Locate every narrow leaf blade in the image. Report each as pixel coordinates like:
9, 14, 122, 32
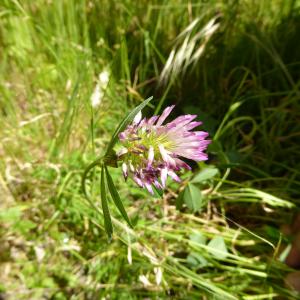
105, 166, 133, 228
101, 165, 113, 240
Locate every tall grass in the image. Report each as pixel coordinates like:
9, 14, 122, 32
0, 0, 299, 299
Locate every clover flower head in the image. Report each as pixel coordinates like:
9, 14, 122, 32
117, 105, 210, 194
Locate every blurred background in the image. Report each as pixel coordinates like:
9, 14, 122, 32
0, 0, 300, 299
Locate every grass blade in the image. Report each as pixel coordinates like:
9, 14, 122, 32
105, 166, 133, 228
101, 165, 113, 240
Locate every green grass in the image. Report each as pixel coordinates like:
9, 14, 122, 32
1, 0, 300, 299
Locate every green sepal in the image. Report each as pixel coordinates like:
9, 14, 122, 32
103, 150, 118, 168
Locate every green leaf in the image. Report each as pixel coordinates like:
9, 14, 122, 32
191, 166, 219, 184
207, 236, 228, 259
15, 219, 36, 234
101, 165, 113, 240
105, 166, 133, 228
0, 206, 23, 222
105, 96, 153, 156
189, 232, 207, 245
187, 252, 209, 268
183, 183, 203, 212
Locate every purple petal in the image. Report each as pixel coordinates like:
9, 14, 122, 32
133, 176, 144, 187
166, 114, 197, 129
156, 105, 175, 126
138, 118, 146, 128
183, 121, 202, 131
147, 116, 159, 126
153, 180, 162, 189
194, 131, 209, 138
119, 104, 210, 191
159, 145, 176, 166
184, 152, 208, 161
168, 170, 181, 182
119, 132, 126, 140
136, 144, 147, 151
174, 158, 192, 170
145, 183, 154, 194
182, 132, 195, 138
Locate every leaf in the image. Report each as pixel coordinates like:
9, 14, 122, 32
183, 183, 203, 212
101, 165, 113, 240
189, 232, 207, 245
105, 166, 133, 228
187, 252, 209, 268
0, 206, 23, 222
191, 166, 219, 184
105, 96, 153, 156
207, 236, 228, 259
15, 219, 36, 234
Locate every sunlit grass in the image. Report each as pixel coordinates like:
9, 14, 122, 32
0, 0, 299, 299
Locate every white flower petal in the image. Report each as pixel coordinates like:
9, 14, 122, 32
133, 111, 142, 124
148, 146, 154, 166
122, 163, 128, 178
117, 147, 128, 157
160, 168, 168, 187
159, 145, 176, 166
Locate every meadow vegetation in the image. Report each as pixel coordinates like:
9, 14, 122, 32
0, 0, 300, 299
